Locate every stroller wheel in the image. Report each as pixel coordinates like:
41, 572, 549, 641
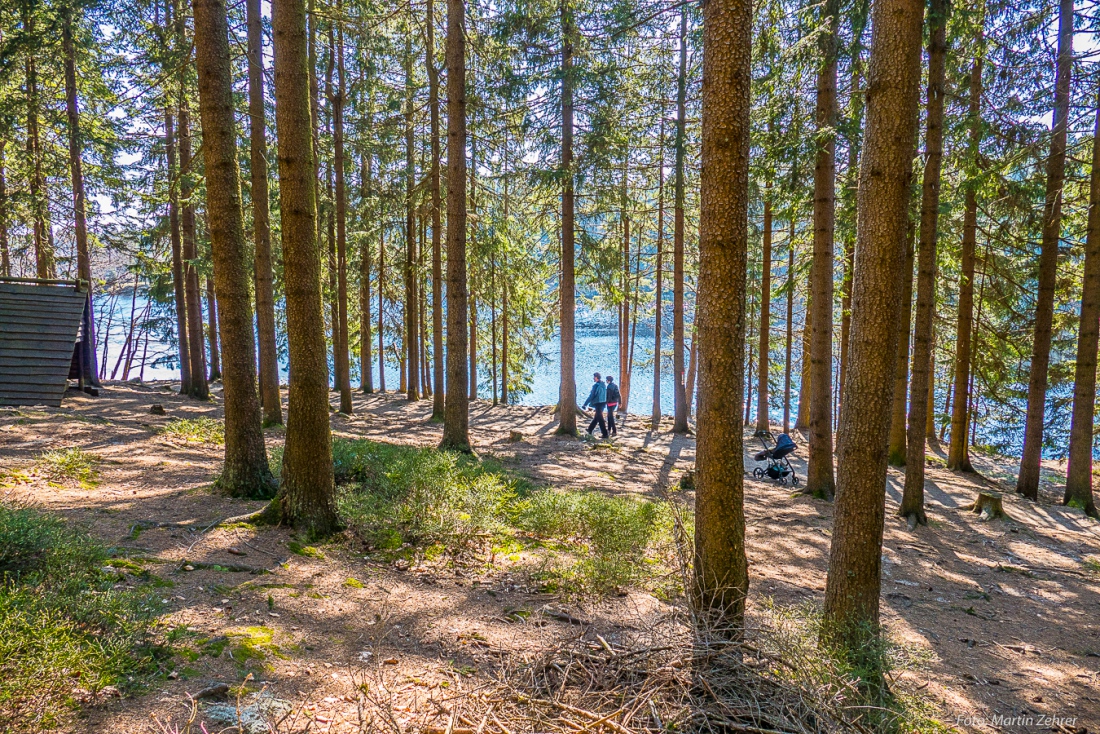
752, 468, 764, 479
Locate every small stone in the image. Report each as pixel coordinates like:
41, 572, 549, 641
149, 404, 166, 416
183, 565, 195, 571
227, 547, 247, 556
167, 671, 179, 680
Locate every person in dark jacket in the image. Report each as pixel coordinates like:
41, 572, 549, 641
582, 372, 608, 438
605, 376, 621, 437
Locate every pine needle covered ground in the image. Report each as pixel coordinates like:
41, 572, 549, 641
0, 382, 1097, 733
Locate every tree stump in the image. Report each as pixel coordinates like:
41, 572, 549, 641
964, 491, 1007, 521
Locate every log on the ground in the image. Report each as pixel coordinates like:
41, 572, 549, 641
963, 491, 1008, 520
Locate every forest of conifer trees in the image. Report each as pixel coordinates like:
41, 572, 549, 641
2, 0, 1100, 727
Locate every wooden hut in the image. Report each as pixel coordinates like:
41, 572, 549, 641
0, 277, 99, 407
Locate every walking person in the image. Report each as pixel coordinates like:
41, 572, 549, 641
583, 372, 609, 438
605, 375, 620, 436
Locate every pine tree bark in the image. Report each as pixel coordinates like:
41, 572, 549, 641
556, 0, 578, 436
823, 0, 923, 646
360, 145, 374, 393
795, 290, 811, 431
783, 218, 794, 433
247, 0, 282, 424
62, 6, 100, 384
652, 120, 666, 431
441, 0, 471, 451
901, 0, 948, 527
0, 142, 9, 277
1018, 0, 1072, 499
207, 275, 221, 380
271, 0, 337, 533
333, 16, 352, 414
165, 109, 192, 393
428, 0, 445, 420
671, 5, 690, 434
179, 85, 210, 399
378, 225, 387, 392
806, 0, 838, 497
756, 193, 772, 435
192, 0, 275, 497
837, 13, 866, 412
23, 1, 55, 280
948, 56, 982, 473
694, 0, 752, 629
1064, 90, 1100, 519
888, 229, 914, 465
404, 31, 420, 401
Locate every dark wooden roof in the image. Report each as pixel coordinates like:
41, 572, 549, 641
0, 281, 87, 407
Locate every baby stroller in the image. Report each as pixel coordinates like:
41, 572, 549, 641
752, 433, 799, 486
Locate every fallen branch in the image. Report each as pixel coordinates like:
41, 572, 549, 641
130, 503, 277, 535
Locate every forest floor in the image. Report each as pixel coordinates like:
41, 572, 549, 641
1, 381, 1099, 733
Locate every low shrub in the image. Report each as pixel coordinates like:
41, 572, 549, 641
334, 439, 676, 593
159, 417, 225, 445
36, 447, 100, 488
0, 503, 163, 730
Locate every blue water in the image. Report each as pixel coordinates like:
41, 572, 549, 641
91, 296, 699, 417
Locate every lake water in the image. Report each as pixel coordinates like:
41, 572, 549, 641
91, 296, 712, 418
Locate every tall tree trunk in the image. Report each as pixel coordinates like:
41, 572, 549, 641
694, 0, 752, 627
428, 0, 445, 419
900, 0, 948, 527
404, 31, 420, 401
806, 0, 839, 498
23, 1, 55, 280
756, 191, 772, 434
166, 105, 192, 393
501, 139, 511, 405
441, 0, 471, 451
652, 118, 666, 430
63, 5, 100, 384
207, 276, 221, 380
491, 254, 498, 405
179, 78, 210, 399
1064, 89, 1100, 519
671, 5, 689, 434
948, 55, 983, 473
192, 0, 274, 497
271, 0, 337, 533
620, 161, 631, 411
556, 0, 578, 436
783, 219, 794, 433
378, 225, 387, 392
823, 0, 923, 648
359, 144, 374, 393
333, 15, 352, 413
888, 227, 914, 465
0, 141, 9, 277
685, 323, 698, 418
247, 0, 282, 424
837, 9, 867, 411
794, 290, 811, 431
1018, 0, 1072, 499
469, 291, 478, 400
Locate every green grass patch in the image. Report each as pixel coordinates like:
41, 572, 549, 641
287, 541, 325, 559
0, 503, 163, 730
159, 417, 225, 445
334, 438, 678, 594
36, 448, 100, 488
752, 599, 949, 734
1084, 556, 1100, 574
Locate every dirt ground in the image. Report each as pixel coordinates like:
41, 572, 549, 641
1, 381, 1098, 733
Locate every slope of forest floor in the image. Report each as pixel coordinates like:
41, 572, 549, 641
1, 381, 1098, 733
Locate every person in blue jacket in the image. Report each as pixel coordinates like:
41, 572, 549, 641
582, 372, 609, 438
